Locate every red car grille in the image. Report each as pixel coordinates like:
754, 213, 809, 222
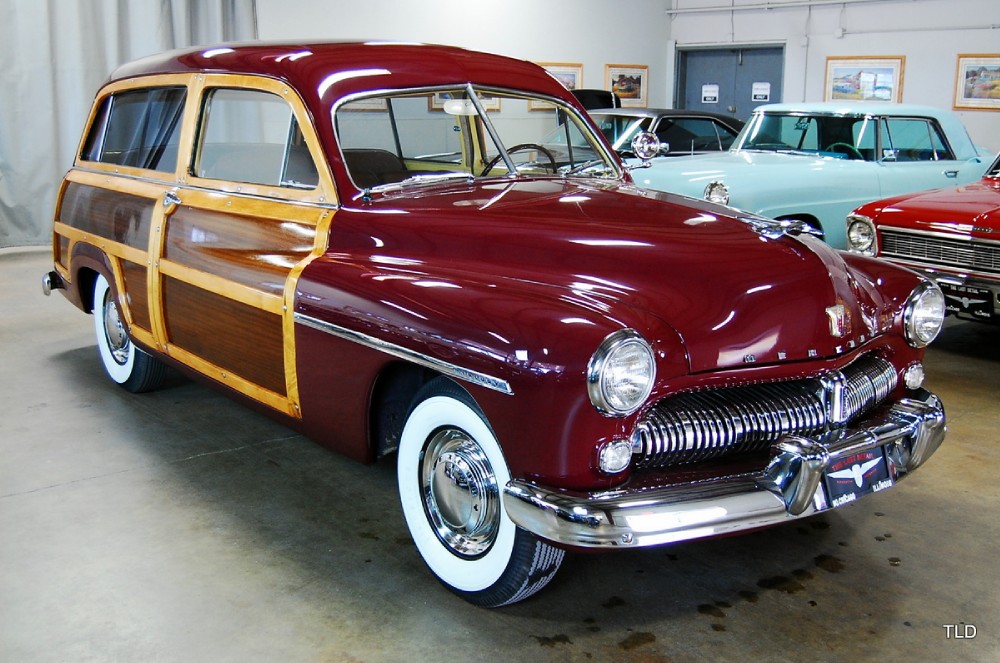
881, 229, 1000, 275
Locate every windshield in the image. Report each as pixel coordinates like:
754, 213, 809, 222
334, 85, 619, 191
987, 153, 1000, 178
735, 111, 878, 161
590, 114, 652, 152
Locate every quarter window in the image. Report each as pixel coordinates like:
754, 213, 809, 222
196, 88, 318, 188
81, 87, 186, 172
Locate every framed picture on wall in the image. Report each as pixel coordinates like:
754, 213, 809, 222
824, 56, 905, 103
605, 64, 648, 108
953, 54, 1000, 110
532, 63, 583, 110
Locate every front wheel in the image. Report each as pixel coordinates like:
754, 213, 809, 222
397, 378, 564, 607
93, 273, 166, 393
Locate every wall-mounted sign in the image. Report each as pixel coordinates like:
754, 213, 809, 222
701, 84, 719, 103
752, 81, 771, 102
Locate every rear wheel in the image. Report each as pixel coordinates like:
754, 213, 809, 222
397, 378, 564, 607
93, 273, 166, 393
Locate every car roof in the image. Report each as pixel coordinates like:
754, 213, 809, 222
107, 41, 571, 108
588, 107, 744, 126
754, 101, 957, 118
750, 101, 982, 160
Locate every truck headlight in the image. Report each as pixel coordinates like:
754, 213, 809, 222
847, 215, 876, 255
903, 282, 945, 348
704, 181, 729, 205
587, 329, 655, 417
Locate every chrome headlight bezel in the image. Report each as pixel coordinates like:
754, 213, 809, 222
846, 214, 877, 255
587, 329, 656, 417
903, 281, 946, 348
704, 180, 730, 205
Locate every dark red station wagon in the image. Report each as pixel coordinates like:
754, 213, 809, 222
44, 41, 947, 606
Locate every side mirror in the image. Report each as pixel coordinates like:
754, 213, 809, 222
630, 132, 662, 164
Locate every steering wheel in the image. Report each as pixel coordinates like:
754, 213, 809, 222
825, 142, 864, 160
481, 143, 557, 176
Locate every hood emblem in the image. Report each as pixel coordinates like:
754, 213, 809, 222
826, 304, 852, 338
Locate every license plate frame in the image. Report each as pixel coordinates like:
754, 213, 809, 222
940, 283, 994, 321
824, 448, 893, 508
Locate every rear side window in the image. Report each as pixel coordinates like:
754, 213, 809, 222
656, 118, 739, 152
879, 118, 953, 161
195, 88, 318, 189
81, 87, 186, 172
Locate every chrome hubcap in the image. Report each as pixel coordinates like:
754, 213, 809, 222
102, 292, 130, 365
421, 428, 500, 558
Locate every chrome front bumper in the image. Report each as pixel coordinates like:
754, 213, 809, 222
503, 389, 945, 548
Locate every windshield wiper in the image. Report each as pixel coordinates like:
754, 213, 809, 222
560, 159, 611, 176
367, 172, 475, 195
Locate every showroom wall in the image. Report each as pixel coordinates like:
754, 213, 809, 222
257, 0, 999, 152
666, 0, 1000, 152
2, 0, 997, 248
254, 0, 672, 100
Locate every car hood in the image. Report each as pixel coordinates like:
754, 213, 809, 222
864, 177, 1000, 235
338, 179, 900, 374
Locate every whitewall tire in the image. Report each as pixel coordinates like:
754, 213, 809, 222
397, 378, 564, 607
93, 273, 166, 393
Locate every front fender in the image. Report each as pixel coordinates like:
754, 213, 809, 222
295, 252, 689, 489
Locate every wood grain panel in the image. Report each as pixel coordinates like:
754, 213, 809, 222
164, 206, 315, 296
121, 260, 151, 331
163, 276, 286, 395
59, 183, 155, 251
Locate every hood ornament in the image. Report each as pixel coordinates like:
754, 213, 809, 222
738, 214, 822, 240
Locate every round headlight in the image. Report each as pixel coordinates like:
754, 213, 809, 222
704, 181, 730, 205
587, 329, 656, 417
903, 282, 946, 347
847, 215, 876, 254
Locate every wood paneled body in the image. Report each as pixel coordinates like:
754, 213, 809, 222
52, 70, 338, 421
59, 182, 155, 251
56, 181, 330, 416
163, 277, 286, 395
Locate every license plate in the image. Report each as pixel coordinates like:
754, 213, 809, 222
940, 283, 994, 320
824, 448, 892, 508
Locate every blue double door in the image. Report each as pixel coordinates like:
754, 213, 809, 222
677, 47, 784, 121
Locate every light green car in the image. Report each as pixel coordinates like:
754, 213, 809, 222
630, 102, 994, 248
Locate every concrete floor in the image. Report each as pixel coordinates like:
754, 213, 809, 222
2, 246, 998, 662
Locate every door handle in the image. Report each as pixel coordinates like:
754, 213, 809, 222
944, 170, 959, 178
163, 191, 182, 206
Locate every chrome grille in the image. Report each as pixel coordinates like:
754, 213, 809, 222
633, 355, 898, 468
882, 230, 1000, 274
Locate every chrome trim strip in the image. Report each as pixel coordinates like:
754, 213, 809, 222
504, 389, 944, 548
294, 312, 513, 395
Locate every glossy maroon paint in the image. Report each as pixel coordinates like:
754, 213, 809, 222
107, 42, 583, 198
95, 42, 932, 491
293, 176, 926, 489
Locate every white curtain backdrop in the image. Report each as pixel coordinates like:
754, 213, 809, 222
0, 0, 258, 248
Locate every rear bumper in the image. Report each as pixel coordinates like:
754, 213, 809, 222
503, 389, 945, 548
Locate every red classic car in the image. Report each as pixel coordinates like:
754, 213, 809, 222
44, 42, 947, 607
847, 153, 1000, 323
